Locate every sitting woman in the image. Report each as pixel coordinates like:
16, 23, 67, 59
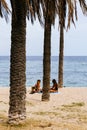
30, 79, 41, 94
50, 79, 58, 92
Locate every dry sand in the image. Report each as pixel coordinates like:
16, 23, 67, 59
0, 87, 87, 130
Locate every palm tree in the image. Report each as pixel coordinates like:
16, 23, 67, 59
42, 1, 51, 101
58, 0, 87, 88
58, 0, 66, 88
58, 0, 75, 88
41, 0, 57, 101
8, 0, 27, 124
58, 0, 78, 88
8, 0, 42, 124
0, 0, 10, 21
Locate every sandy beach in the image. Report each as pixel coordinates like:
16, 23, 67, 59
0, 87, 87, 130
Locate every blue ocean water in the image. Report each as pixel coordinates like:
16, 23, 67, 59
0, 56, 87, 87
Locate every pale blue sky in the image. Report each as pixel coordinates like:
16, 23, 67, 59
0, 1, 87, 56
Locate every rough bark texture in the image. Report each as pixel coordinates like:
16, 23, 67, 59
42, 13, 51, 101
58, 0, 65, 88
9, 0, 27, 124
58, 24, 64, 88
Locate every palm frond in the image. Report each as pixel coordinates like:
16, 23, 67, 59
79, 0, 87, 15
58, 0, 66, 28
26, 0, 43, 26
0, 0, 10, 22
66, 0, 76, 29
40, 0, 58, 26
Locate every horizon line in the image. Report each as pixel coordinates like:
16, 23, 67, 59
0, 55, 87, 57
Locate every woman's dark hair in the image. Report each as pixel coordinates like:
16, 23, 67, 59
37, 79, 41, 82
52, 79, 57, 84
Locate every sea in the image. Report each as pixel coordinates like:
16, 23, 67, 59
0, 56, 87, 87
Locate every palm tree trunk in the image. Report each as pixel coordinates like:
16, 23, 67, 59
9, 0, 27, 124
42, 15, 51, 101
58, 24, 64, 88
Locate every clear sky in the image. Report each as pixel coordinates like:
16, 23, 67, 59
0, 1, 87, 56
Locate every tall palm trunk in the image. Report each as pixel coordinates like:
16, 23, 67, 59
9, 0, 27, 124
58, 24, 64, 88
42, 15, 51, 101
58, 0, 66, 88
